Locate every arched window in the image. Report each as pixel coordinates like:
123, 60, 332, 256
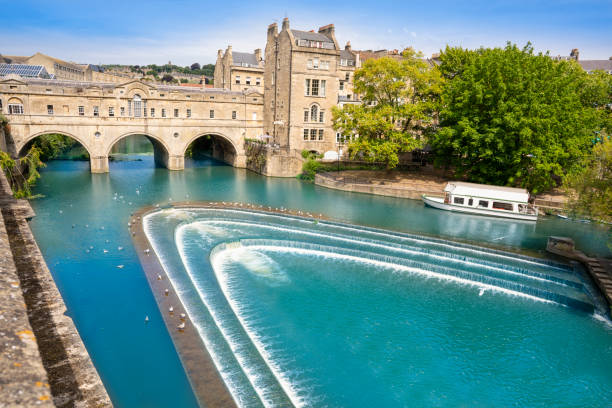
7, 97, 24, 115
132, 94, 142, 117
310, 104, 318, 122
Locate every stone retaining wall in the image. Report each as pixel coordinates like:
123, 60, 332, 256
0, 170, 111, 407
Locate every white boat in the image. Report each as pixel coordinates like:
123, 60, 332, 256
422, 182, 538, 221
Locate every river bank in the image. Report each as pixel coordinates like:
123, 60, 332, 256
0, 170, 111, 407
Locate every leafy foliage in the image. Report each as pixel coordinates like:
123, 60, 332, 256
332, 48, 442, 169
29, 133, 87, 161
0, 146, 45, 199
564, 136, 612, 224
102, 63, 215, 77
431, 43, 611, 193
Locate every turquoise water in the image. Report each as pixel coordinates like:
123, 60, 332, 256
28, 156, 612, 407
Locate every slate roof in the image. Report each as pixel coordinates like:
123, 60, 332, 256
579, 60, 612, 72
0, 64, 51, 79
291, 29, 333, 43
232, 52, 260, 67
340, 49, 355, 61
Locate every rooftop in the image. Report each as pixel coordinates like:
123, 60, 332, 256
0, 64, 51, 79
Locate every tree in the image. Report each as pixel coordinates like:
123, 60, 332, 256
190, 62, 201, 71
161, 74, 176, 83
332, 48, 443, 168
180, 78, 188, 84
431, 42, 610, 193
564, 135, 612, 224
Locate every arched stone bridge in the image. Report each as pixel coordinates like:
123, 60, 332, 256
0, 77, 264, 172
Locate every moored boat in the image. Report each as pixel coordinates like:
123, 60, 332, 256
422, 182, 538, 221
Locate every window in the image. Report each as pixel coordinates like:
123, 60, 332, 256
78, 106, 85, 116
313, 58, 319, 69
174, 108, 179, 118
319, 111, 324, 123
209, 110, 214, 118
468, 198, 473, 206
232, 111, 237, 119
493, 202, 513, 211
256, 77, 261, 86
8, 104, 24, 115
132, 94, 142, 117
310, 105, 318, 122
93, 106, 99, 117
246, 77, 251, 85
0, 99, 2, 112
304, 110, 309, 122
47, 105, 53, 115
120, 107, 125, 116
322, 61, 329, 70
252, 112, 257, 120
310, 129, 317, 141
162, 108, 166, 118
320, 80, 326, 96
478, 200, 489, 208
339, 81, 344, 91
109, 107, 114, 117
311, 79, 319, 96
307, 59, 313, 69
187, 109, 191, 118
150, 108, 155, 117
235, 76, 240, 84
143, 100, 147, 117
454, 197, 465, 205
345, 73, 350, 81
304, 129, 309, 140
128, 101, 132, 116
305, 79, 310, 96
318, 129, 324, 140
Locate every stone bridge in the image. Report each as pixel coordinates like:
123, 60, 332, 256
0, 76, 264, 172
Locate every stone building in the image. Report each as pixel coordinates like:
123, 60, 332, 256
263, 18, 357, 154
214, 46, 264, 93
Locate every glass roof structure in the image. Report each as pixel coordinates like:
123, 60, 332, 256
0, 64, 51, 79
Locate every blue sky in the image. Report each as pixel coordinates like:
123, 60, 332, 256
1, 0, 611, 65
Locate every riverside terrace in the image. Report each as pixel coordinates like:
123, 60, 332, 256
0, 76, 263, 172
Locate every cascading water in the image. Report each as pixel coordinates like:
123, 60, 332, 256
144, 207, 612, 408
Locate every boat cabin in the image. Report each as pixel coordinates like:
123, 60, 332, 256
443, 182, 536, 215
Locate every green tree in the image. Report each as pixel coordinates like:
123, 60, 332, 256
332, 48, 442, 168
564, 136, 612, 224
431, 42, 610, 193
190, 62, 201, 71
0, 146, 45, 198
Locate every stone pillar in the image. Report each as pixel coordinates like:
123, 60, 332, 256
234, 154, 247, 168
166, 154, 185, 171
90, 155, 109, 173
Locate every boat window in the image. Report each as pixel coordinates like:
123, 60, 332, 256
453, 197, 465, 205
493, 201, 513, 211
468, 198, 473, 206
478, 200, 489, 208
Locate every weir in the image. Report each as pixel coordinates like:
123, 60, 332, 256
138, 203, 611, 408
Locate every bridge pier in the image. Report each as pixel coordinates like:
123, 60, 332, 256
90, 156, 109, 173
167, 155, 185, 171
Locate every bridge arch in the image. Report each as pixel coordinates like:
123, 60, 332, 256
106, 131, 172, 169
182, 132, 240, 166
19, 130, 94, 159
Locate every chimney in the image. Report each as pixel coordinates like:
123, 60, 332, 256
254, 48, 262, 63
318, 23, 335, 38
345, 41, 352, 51
217, 49, 223, 58
282, 17, 290, 31
267, 22, 278, 38
570, 48, 579, 61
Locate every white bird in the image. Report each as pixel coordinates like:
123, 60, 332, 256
145, 316, 149, 322
157, 275, 162, 280
59, 210, 63, 214
180, 313, 186, 320
177, 322, 185, 331
169, 306, 174, 313
103, 249, 108, 253
117, 265, 124, 269
89, 246, 94, 249
164, 289, 169, 296
118, 246, 124, 251
144, 248, 150, 255
479, 288, 486, 296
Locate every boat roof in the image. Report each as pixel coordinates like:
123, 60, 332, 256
444, 182, 529, 203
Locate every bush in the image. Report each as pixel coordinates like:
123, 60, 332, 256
298, 158, 321, 181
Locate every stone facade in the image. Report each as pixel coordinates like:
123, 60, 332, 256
214, 46, 265, 93
264, 18, 357, 155
0, 76, 263, 172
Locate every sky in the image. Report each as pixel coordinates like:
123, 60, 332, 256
1, 0, 611, 66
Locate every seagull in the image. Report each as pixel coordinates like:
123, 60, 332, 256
169, 306, 174, 313
479, 288, 486, 296
103, 249, 108, 253
177, 322, 185, 331
145, 316, 149, 323
144, 248, 150, 255
157, 275, 162, 280
164, 289, 169, 296
59, 210, 63, 214
89, 246, 94, 250
118, 246, 124, 251
180, 313, 186, 320
117, 265, 124, 269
